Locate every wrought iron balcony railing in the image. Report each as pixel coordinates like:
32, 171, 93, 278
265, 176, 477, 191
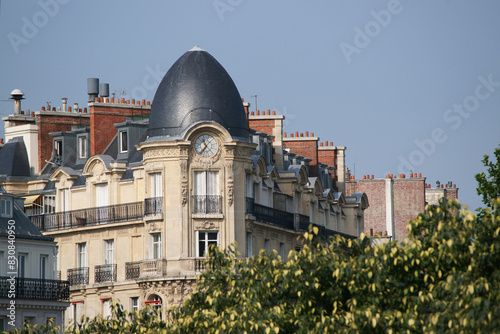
145, 197, 163, 216
29, 199, 163, 232
125, 262, 141, 280
245, 197, 356, 239
0, 276, 70, 301
193, 195, 222, 214
67, 267, 89, 286
125, 259, 167, 279
94, 264, 117, 283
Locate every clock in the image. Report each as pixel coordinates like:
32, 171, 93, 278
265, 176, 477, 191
195, 134, 218, 157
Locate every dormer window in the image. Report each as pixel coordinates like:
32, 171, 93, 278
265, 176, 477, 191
78, 135, 88, 159
54, 140, 63, 159
0, 197, 12, 218
120, 130, 128, 153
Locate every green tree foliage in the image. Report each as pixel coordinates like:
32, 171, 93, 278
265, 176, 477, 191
475, 145, 500, 208
167, 199, 500, 333
10, 199, 500, 333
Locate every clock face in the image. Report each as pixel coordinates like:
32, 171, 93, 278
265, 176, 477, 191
195, 134, 218, 157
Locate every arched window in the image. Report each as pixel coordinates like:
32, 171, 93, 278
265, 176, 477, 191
145, 294, 163, 319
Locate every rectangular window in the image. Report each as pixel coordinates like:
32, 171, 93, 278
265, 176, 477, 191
54, 139, 63, 158
24, 317, 36, 326
264, 239, 270, 253
120, 130, 128, 153
40, 255, 48, 279
60, 189, 69, 212
0, 317, 5, 331
77, 243, 86, 268
279, 243, 285, 260
245, 174, 253, 198
150, 233, 161, 259
0, 197, 12, 218
0, 252, 3, 276
150, 173, 162, 198
194, 171, 220, 214
196, 231, 219, 258
44, 195, 55, 214
72, 302, 84, 324
130, 297, 139, 312
18, 254, 27, 278
102, 299, 112, 318
95, 183, 109, 207
246, 232, 253, 258
78, 136, 87, 159
103, 240, 114, 265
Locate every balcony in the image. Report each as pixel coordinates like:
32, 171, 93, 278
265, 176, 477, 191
245, 197, 356, 239
94, 264, 117, 283
193, 195, 222, 214
0, 276, 70, 301
145, 197, 163, 216
125, 259, 167, 279
29, 199, 163, 232
67, 267, 89, 286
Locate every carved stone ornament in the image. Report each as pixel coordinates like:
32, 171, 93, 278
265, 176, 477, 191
180, 160, 188, 205
225, 160, 234, 206
195, 221, 217, 230
148, 222, 159, 232
144, 148, 180, 158
139, 279, 196, 309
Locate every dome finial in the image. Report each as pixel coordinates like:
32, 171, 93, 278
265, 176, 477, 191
189, 45, 205, 52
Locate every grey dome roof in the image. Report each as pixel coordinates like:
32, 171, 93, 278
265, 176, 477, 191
148, 47, 248, 140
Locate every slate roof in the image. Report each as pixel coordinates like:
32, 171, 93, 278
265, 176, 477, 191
0, 137, 31, 177
148, 46, 248, 140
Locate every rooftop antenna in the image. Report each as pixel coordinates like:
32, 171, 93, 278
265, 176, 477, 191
251, 94, 257, 113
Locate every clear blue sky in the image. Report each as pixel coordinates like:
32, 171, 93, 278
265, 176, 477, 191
1, 1, 499, 211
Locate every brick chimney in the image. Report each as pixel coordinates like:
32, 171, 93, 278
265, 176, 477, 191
283, 132, 319, 176
248, 110, 285, 170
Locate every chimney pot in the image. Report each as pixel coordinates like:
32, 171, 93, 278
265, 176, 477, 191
126, 100, 130, 104
311, 133, 314, 137
94, 97, 98, 102
330, 142, 333, 146
110, 97, 115, 103
272, 111, 276, 115
41, 107, 45, 111
284, 132, 287, 137
418, 173, 422, 178
147, 101, 151, 105
267, 109, 270, 115
121, 98, 125, 104
142, 99, 146, 105
31, 112, 35, 117
320, 142, 324, 147
305, 131, 309, 137
84, 108, 87, 113
371, 175, 374, 179
300, 133, 304, 137
257, 110, 260, 115
68, 107, 71, 112
363, 175, 366, 179
132, 99, 135, 104
0, 138, 3, 144
291, 133, 294, 137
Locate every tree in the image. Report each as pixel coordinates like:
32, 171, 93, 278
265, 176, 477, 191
10, 198, 500, 333
167, 198, 500, 333
475, 144, 500, 208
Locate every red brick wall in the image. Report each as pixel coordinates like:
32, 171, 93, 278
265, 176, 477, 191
346, 180, 387, 236
393, 179, 426, 240
248, 119, 275, 137
283, 134, 319, 177
89, 105, 150, 155
445, 187, 459, 201
318, 146, 338, 188
37, 113, 90, 171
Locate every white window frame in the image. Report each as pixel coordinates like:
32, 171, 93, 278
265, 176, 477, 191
43, 195, 56, 214
150, 172, 162, 198
130, 297, 139, 312
102, 299, 112, 318
72, 302, 84, 324
0, 197, 12, 218
195, 231, 219, 258
77, 135, 88, 159
103, 239, 114, 265
119, 130, 128, 153
40, 255, 48, 279
150, 233, 162, 260
54, 139, 63, 157
77, 243, 86, 268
